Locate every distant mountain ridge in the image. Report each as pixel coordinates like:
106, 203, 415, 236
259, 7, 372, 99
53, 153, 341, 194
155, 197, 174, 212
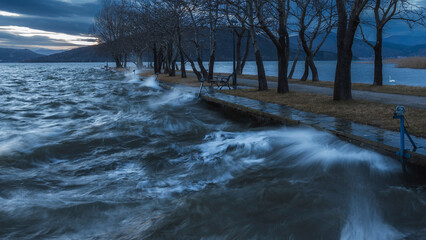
33, 49, 65, 56
26, 45, 110, 63
26, 33, 426, 63
2, 33, 425, 63
384, 35, 426, 46
0, 48, 44, 62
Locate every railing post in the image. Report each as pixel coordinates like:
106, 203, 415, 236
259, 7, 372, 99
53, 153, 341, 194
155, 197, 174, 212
400, 115, 405, 158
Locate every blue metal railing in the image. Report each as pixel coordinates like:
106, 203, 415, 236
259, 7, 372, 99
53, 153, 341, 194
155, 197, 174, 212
393, 106, 423, 168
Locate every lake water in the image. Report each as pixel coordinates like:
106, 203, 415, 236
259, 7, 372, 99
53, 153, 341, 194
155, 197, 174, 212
1, 62, 426, 239
187, 61, 426, 87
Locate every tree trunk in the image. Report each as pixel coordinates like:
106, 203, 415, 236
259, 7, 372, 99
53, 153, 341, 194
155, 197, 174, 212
124, 54, 127, 68
275, 0, 289, 94
156, 47, 164, 74
308, 57, 319, 81
163, 60, 169, 74
241, 35, 250, 74
176, 12, 186, 78
208, 53, 215, 81
196, 45, 208, 80
301, 60, 309, 81
288, 41, 301, 79
373, 28, 383, 86
250, 32, 267, 90
333, 0, 362, 100
169, 58, 176, 77
254, 47, 267, 90
182, 51, 202, 80
207, 34, 217, 81
165, 42, 173, 75
163, 61, 168, 74
114, 55, 122, 68
235, 31, 243, 74
137, 52, 143, 69
188, 58, 202, 80
334, 53, 352, 100
299, 28, 312, 82
153, 44, 158, 73
248, 0, 267, 90
180, 51, 186, 78
277, 50, 289, 93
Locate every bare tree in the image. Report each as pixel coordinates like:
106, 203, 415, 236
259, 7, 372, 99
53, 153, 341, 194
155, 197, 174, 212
135, 0, 181, 75
359, 0, 426, 86
254, 0, 291, 93
171, 0, 189, 78
183, 0, 209, 80
226, 0, 268, 90
125, 3, 149, 68
93, 0, 129, 68
288, 39, 301, 79
207, 0, 221, 81
293, 0, 335, 82
225, 3, 251, 74
333, 0, 370, 100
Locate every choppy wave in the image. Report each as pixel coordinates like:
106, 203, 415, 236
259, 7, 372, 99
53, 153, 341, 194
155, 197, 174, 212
0, 63, 425, 240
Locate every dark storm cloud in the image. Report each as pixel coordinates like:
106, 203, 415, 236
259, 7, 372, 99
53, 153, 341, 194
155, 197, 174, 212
0, 0, 101, 49
1, 0, 101, 18
0, 31, 86, 49
0, 15, 94, 35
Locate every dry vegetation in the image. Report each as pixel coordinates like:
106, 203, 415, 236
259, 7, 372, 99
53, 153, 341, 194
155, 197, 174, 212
386, 57, 426, 69
221, 89, 426, 137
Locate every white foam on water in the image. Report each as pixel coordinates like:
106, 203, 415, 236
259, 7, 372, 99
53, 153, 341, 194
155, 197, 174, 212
196, 127, 399, 172
156, 126, 401, 202
136, 170, 234, 199
274, 127, 400, 172
0, 127, 65, 156
140, 76, 162, 90
194, 127, 403, 240
148, 87, 195, 109
340, 195, 403, 240
198, 131, 272, 165
0, 137, 24, 156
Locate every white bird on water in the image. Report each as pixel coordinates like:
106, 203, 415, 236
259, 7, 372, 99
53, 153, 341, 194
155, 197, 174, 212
389, 75, 396, 83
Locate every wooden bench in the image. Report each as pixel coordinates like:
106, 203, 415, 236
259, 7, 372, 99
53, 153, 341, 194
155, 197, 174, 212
211, 74, 232, 90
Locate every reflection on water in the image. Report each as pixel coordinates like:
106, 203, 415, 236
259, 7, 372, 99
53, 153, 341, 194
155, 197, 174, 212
0, 63, 425, 239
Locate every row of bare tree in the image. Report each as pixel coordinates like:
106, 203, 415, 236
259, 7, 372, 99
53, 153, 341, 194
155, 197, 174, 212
93, 0, 424, 100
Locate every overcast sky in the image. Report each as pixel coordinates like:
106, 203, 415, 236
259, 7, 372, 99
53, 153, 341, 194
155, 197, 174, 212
0, 0, 425, 51
0, 0, 101, 50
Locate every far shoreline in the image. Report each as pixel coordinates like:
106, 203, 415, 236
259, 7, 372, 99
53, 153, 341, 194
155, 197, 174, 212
1, 60, 425, 87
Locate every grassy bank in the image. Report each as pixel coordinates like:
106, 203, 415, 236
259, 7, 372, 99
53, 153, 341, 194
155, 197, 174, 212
232, 74, 426, 97
146, 72, 426, 137
222, 89, 426, 137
